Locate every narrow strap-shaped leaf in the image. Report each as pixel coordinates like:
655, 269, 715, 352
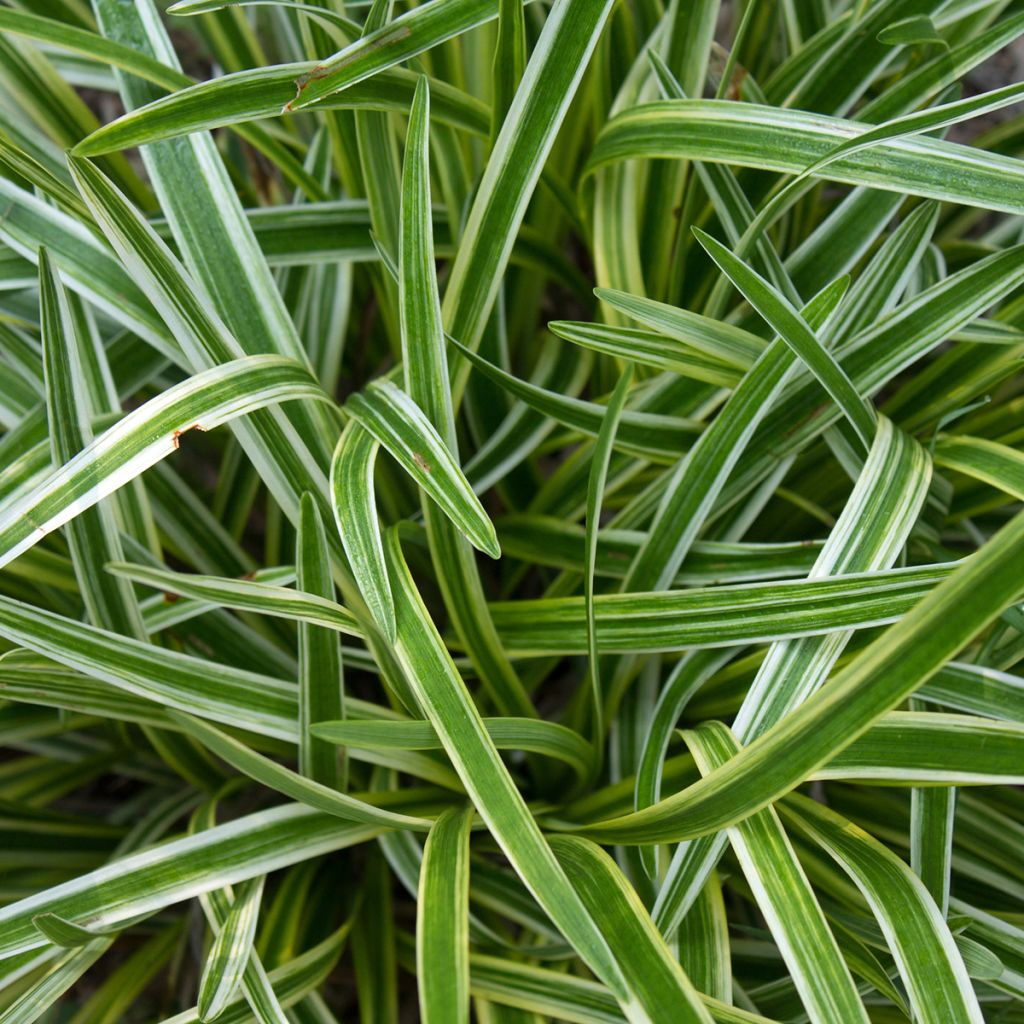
548, 320, 743, 388
354, 848, 400, 1024
677, 871, 732, 1006
911, 784, 956, 915
806, 80, 1024, 190
346, 380, 499, 559
0, 600, 299, 739
933, 435, 1024, 502
586, 100, 1024, 215
198, 877, 265, 1021
623, 275, 847, 595
694, 228, 877, 450
917, 660, 1024, 723
33, 913, 118, 947
577, 17, 648, 321
443, 0, 615, 366
451, 336, 701, 461
190, 800, 290, 1024
497, 516, 822, 584
73, 65, 490, 153
0, 938, 111, 1024
353, 0, 402, 273
417, 806, 474, 1024
466, 952, 773, 1023
585, 366, 633, 750
877, 14, 945, 47
168, 0, 358, 29
815, 711, 1024, 785
0, 804, 378, 960
398, 73, 533, 723
331, 421, 393, 640
168, 711, 432, 831
490, 0, 527, 142
733, 416, 931, 740
781, 794, 984, 1023
400, 76, 453, 446
39, 247, 146, 639
107, 562, 362, 637
0, 355, 327, 569
297, 493, 345, 789
380, 528, 630, 1003
490, 563, 953, 654
575, 505, 1024, 843
685, 722, 868, 1024
311, 717, 594, 783
590, 287, 766, 367
580, 712, 1024, 818
548, 836, 714, 1024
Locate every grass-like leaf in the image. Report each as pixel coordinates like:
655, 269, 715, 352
417, 805, 473, 1024
3, 3, 1024, 1018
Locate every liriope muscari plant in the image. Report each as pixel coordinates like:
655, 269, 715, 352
0, 0, 1023, 1020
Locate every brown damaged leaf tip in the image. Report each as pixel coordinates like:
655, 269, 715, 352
170, 424, 205, 450
285, 65, 330, 112
283, 26, 412, 112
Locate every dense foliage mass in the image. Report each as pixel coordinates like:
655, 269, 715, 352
2, 0, 1024, 1019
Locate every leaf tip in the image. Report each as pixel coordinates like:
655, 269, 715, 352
479, 529, 501, 561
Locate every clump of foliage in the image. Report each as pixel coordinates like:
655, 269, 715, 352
1, 0, 1024, 1020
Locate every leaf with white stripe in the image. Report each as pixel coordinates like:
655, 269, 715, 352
685, 722, 868, 1024
380, 528, 632, 1006
417, 806, 473, 1024
550, 835, 714, 1023
332, 419, 392, 642
0, 355, 327, 570
39, 247, 147, 639
168, 711, 433, 832
0, 804, 379, 960
297, 493, 346, 790
198, 877, 265, 1022
587, 100, 1024, 215
107, 562, 362, 638
782, 794, 984, 1024
933, 435, 1024, 502
575, 506, 1024, 843
694, 229, 877, 450
346, 381, 499, 560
